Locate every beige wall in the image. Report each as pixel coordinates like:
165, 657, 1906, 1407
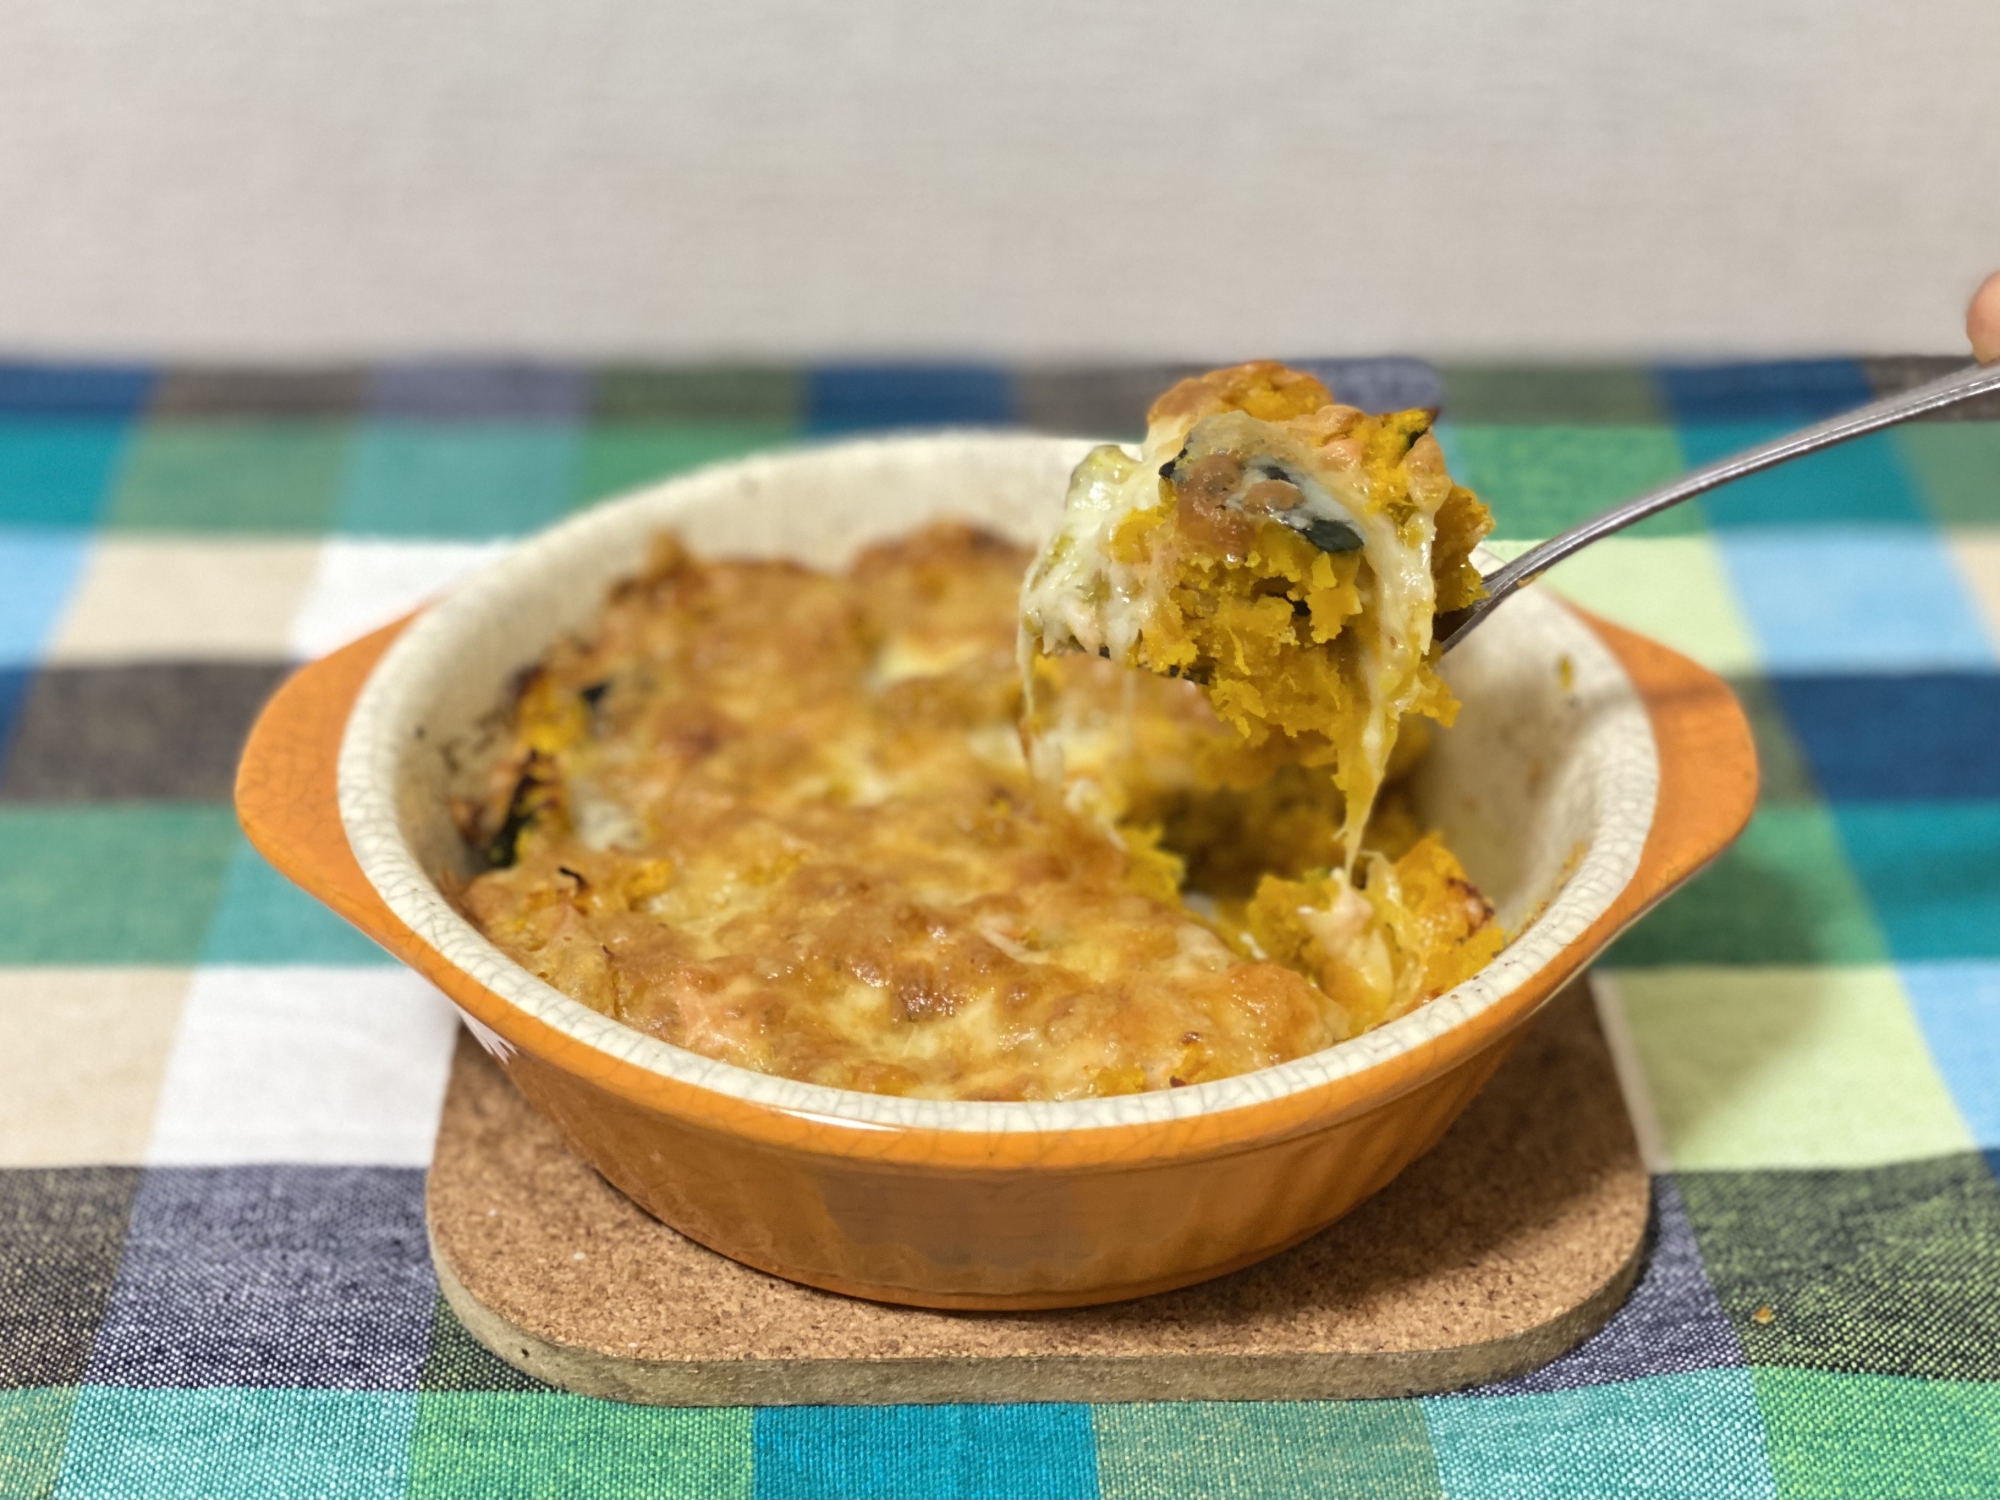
2, 1, 1995, 360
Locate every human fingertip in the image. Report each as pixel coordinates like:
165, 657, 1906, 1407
1970, 270, 2000, 364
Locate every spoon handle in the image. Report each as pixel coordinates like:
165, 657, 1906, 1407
1435, 359, 2000, 653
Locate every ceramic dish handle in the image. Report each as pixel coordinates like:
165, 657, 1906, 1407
238, 621, 410, 937
240, 620, 713, 1075
1572, 611, 1758, 923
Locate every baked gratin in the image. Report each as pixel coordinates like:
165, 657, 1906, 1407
454, 366, 1503, 1102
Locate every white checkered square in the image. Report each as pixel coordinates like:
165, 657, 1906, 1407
147, 966, 458, 1166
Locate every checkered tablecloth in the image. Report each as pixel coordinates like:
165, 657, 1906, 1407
1, 356, 1996, 1498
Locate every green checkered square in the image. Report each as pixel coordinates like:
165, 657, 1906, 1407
1755, 1369, 2000, 1499
1608, 806, 1888, 968
1895, 424, 2000, 527
590, 367, 802, 423
0, 806, 240, 964
0, 1387, 73, 1500
106, 420, 351, 533
1092, 1399, 1440, 1499
576, 422, 800, 507
406, 1392, 751, 1499
57, 1387, 415, 1499
1439, 365, 1666, 425
1681, 1156, 2000, 1382
1422, 1372, 1775, 1499
1444, 425, 1693, 541
1613, 966, 1973, 1169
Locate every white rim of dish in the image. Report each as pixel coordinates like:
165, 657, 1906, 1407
338, 433, 1659, 1135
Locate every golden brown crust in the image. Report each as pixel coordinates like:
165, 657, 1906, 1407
1146, 360, 1342, 428
458, 505, 1500, 1102
456, 525, 1363, 1101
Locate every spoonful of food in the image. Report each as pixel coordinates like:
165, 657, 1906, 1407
1434, 271, 2000, 652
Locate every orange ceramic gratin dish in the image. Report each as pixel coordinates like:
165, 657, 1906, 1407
237, 435, 1756, 1311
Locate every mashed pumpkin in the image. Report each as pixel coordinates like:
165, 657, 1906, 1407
453, 368, 1503, 1102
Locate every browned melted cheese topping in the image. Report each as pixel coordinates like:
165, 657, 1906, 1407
454, 522, 1500, 1102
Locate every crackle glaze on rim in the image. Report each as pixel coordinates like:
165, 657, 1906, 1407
337, 433, 1659, 1135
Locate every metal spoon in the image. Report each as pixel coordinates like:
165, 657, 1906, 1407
1434, 352, 2000, 654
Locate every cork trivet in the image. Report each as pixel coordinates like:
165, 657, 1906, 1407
428, 976, 1649, 1405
